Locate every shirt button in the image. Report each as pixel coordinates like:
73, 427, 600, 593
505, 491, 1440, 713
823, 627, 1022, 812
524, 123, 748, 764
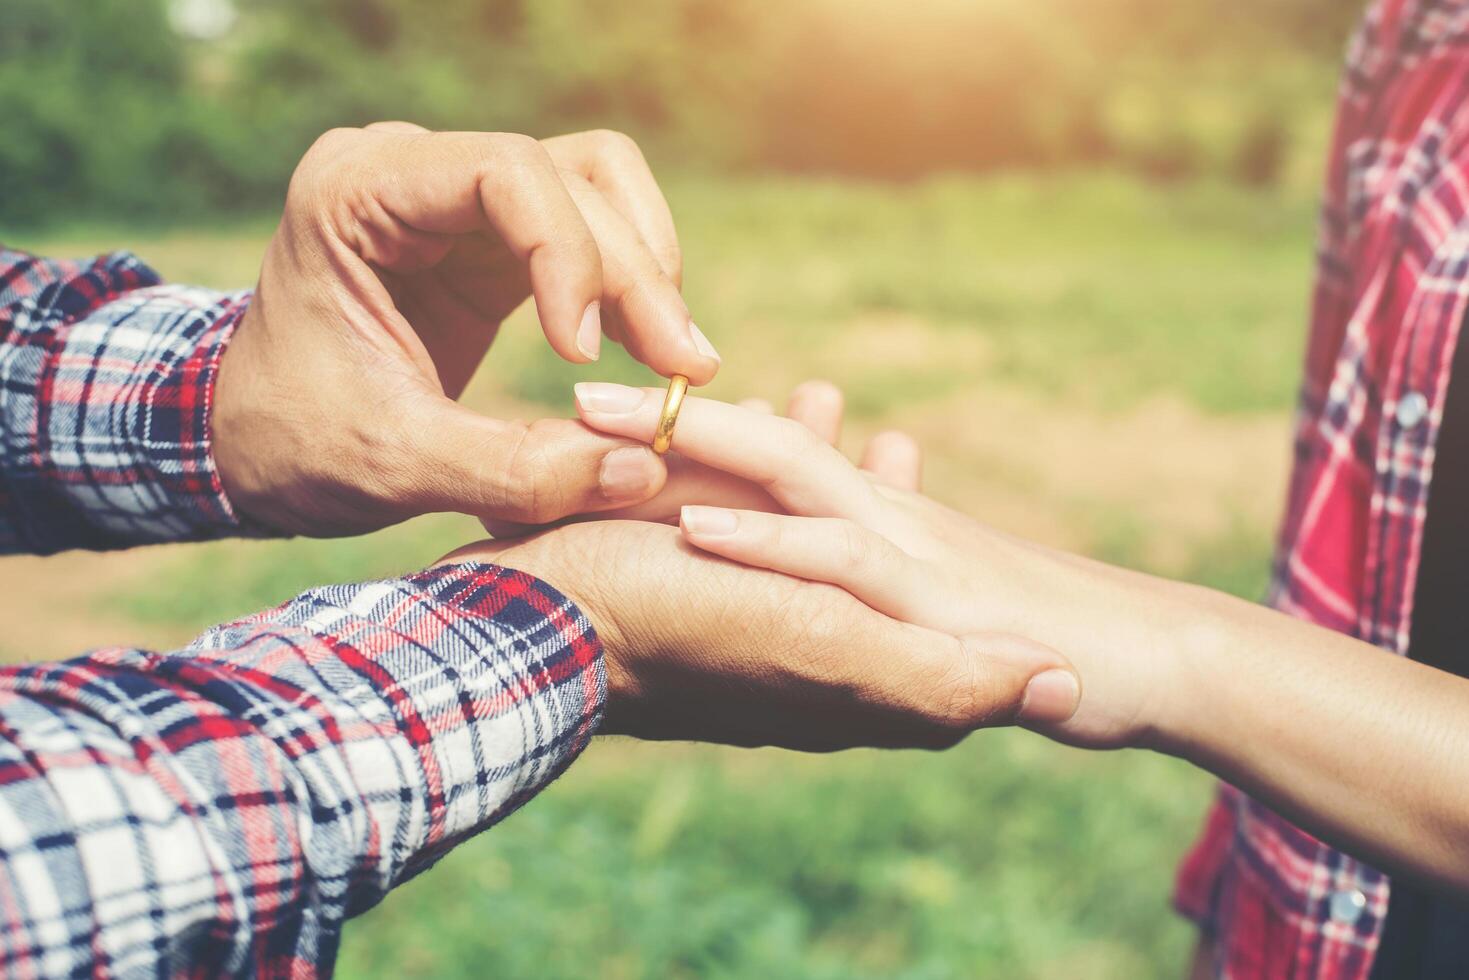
1329, 888, 1367, 923
1396, 391, 1430, 429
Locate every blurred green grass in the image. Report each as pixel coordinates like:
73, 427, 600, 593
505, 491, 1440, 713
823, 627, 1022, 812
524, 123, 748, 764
334, 737, 1211, 980
7, 171, 1313, 977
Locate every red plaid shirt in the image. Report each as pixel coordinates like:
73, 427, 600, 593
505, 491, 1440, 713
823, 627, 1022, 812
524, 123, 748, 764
1175, 1, 1469, 975
0, 250, 604, 976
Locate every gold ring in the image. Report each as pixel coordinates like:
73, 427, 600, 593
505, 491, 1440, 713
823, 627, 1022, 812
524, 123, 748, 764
652, 374, 689, 455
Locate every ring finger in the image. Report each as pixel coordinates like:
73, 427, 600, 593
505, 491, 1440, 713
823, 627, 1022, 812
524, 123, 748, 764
573, 382, 886, 525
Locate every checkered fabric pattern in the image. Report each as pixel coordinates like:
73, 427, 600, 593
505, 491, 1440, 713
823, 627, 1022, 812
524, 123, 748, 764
0, 562, 604, 977
0, 249, 607, 975
0, 249, 245, 553
1175, 1, 1469, 975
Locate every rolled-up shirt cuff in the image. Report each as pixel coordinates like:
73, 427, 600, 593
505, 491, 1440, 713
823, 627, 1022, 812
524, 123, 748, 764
186, 559, 607, 885
0, 560, 605, 974
0, 249, 253, 551
50, 282, 250, 545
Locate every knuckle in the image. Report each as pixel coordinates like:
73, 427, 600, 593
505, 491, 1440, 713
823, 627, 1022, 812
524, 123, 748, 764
556, 167, 594, 193
310, 126, 361, 157
606, 266, 651, 306
751, 418, 824, 490
542, 235, 603, 283
494, 421, 564, 523
504, 136, 555, 177
765, 516, 793, 556
591, 128, 643, 159
571, 229, 604, 262
366, 119, 427, 133
775, 584, 845, 672
923, 654, 992, 734
774, 416, 821, 458
838, 521, 872, 566
523, 422, 581, 522
288, 128, 359, 201
471, 133, 554, 187
659, 243, 684, 283
494, 131, 545, 159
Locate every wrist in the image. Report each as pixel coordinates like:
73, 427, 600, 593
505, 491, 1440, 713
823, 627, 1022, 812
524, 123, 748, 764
212, 302, 279, 528
435, 535, 636, 731
1015, 543, 1227, 753
1132, 578, 1241, 758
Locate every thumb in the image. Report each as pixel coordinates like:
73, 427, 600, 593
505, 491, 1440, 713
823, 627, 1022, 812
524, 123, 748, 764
898, 630, 1079, 737
845, 618, 1079, 750
402, 397, 668, 525
964, 632, 1081, 728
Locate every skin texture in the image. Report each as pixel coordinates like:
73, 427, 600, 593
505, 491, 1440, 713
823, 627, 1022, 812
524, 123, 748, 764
575, 382, 1469, 894
438, 383, 1078, 753
213, 123, 720, 537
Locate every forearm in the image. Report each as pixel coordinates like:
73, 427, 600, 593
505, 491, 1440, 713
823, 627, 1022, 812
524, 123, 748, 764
992, 534, 1469, 889
1162, 586, 1469, 891
0, 561, 603, 975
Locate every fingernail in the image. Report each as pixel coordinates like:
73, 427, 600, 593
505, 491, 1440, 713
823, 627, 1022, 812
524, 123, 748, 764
681, 505, 739, 537
599, 447, 657, 499
576, 302, 602, 361
688, 322, 720, 363
1019, 670, 1080, 725
574, 382, 644, 414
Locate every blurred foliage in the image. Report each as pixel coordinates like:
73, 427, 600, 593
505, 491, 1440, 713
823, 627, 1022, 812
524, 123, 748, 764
1, 0, 1362, 227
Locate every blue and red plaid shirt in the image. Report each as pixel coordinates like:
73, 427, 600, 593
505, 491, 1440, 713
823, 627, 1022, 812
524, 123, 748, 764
1175, 0, 1469, 975
0, 250, 604, 976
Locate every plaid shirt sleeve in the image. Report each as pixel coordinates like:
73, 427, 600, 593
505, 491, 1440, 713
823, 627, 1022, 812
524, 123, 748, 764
0, 248, 248, 554
0, 560, 605, 978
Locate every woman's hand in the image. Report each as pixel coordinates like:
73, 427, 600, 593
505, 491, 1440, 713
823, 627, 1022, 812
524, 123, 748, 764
572, 382, 1210, 751
214, 124, 719, 537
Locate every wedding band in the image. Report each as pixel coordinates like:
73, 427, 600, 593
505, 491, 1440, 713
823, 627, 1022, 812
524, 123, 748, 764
652, 374, 689, 455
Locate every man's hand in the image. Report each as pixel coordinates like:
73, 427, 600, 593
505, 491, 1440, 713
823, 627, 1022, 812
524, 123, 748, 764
440, 520, 1073, 752
213, 123, 719, 536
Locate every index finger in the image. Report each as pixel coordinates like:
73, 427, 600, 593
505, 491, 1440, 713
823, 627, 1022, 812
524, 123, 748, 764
543, 130, 683, 286
339, 128, 605, 366
559, 172, 718, 384
572, 382, 885, 524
